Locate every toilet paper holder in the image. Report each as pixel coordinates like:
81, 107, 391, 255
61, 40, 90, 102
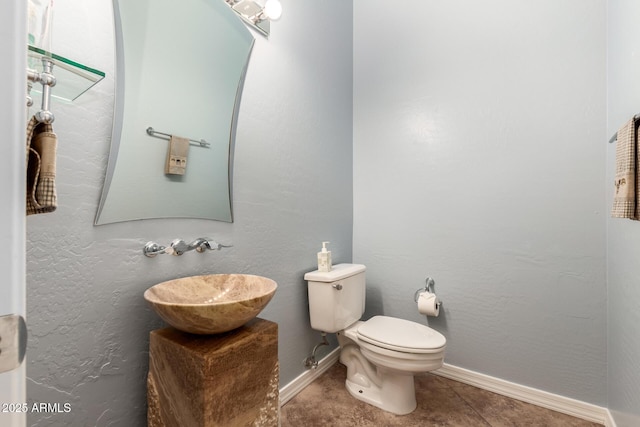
413, 277, 442, 306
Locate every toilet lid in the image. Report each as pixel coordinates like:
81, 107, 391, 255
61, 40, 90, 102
357, 316, 446, 353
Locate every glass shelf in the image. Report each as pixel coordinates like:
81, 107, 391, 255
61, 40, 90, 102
28, 45, 105, 102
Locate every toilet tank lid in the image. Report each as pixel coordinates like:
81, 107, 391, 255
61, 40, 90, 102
304, 263, 366, 282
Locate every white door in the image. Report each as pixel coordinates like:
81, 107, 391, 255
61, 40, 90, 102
0, 1, 27, 426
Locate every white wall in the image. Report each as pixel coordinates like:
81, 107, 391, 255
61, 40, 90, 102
0, 1, 27, 426
606, 0, 640, 425
25, 0, 353, 425
353, 0, 607, 405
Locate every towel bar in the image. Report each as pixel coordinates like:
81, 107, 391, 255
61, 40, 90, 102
146, 127, 210, 148
609, 114, 640, 143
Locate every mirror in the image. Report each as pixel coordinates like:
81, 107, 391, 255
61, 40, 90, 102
95, 0, 254, 225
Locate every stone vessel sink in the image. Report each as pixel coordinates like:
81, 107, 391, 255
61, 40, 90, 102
144, 274, 277, 334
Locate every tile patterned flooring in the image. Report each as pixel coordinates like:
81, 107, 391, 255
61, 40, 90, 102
280, 363, 602, 427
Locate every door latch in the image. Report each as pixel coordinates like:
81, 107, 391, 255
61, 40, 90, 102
0, 314, 27, 374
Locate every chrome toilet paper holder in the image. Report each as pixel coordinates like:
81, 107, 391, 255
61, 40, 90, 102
413, 277, 442, 307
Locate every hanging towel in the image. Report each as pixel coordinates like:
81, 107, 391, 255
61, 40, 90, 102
26, 115, 58, 215
611, 117, 640, 219
165, 135, 189, 175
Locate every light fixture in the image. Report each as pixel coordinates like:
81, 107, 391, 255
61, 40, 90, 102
225, 0, 282, 38
262, 0, 282, 20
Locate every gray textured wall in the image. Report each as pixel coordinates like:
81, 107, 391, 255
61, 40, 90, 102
25, 0, 353, 425
353, 0, 608, 405
24, 0, 640, 424
607, 0, 640, 425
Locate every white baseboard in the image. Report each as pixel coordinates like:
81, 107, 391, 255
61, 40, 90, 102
434, 363, 608, 425
604, 409, 617, 427
280, 352, 613, 426
279, 347, 340, 406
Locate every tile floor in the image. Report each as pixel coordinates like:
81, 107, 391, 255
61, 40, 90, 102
280, 363, 603, 427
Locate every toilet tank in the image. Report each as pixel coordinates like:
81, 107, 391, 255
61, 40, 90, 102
304, 263, 366, 333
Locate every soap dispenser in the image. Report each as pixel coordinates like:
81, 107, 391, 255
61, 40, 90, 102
317, 241, 332, 272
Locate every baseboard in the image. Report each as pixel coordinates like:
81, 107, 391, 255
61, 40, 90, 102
279, 352, 614, 425
603, 409, 617, 427
434, 363, 608, 425
279, 347, 340, 406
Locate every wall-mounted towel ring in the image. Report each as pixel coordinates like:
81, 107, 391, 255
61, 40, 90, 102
146, 127, 210, 148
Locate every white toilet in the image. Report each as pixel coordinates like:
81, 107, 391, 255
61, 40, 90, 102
304, 263, 446, 415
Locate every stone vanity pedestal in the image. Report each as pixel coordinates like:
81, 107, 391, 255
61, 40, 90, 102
147, 318, 278, 427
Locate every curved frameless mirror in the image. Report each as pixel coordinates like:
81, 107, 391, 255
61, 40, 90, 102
95, 0, 254, 225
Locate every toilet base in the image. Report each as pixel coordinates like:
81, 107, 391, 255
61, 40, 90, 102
344, 370, 417, 415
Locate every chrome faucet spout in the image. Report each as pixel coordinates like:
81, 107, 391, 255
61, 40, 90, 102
190, 238, 234, 252
189, 238, 213, 253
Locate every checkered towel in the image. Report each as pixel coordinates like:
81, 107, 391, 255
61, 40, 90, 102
26, 116, 58, 215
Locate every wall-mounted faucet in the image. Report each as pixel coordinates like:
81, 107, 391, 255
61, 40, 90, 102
188, 237, 223, 253
143, 238, 232, 258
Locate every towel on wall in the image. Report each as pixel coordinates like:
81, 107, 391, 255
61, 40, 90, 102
165, 135, 189, 175
611, 116, 640, 219
26, 115, 58, 215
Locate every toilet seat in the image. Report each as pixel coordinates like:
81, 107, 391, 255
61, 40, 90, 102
357, 316, 446, 354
